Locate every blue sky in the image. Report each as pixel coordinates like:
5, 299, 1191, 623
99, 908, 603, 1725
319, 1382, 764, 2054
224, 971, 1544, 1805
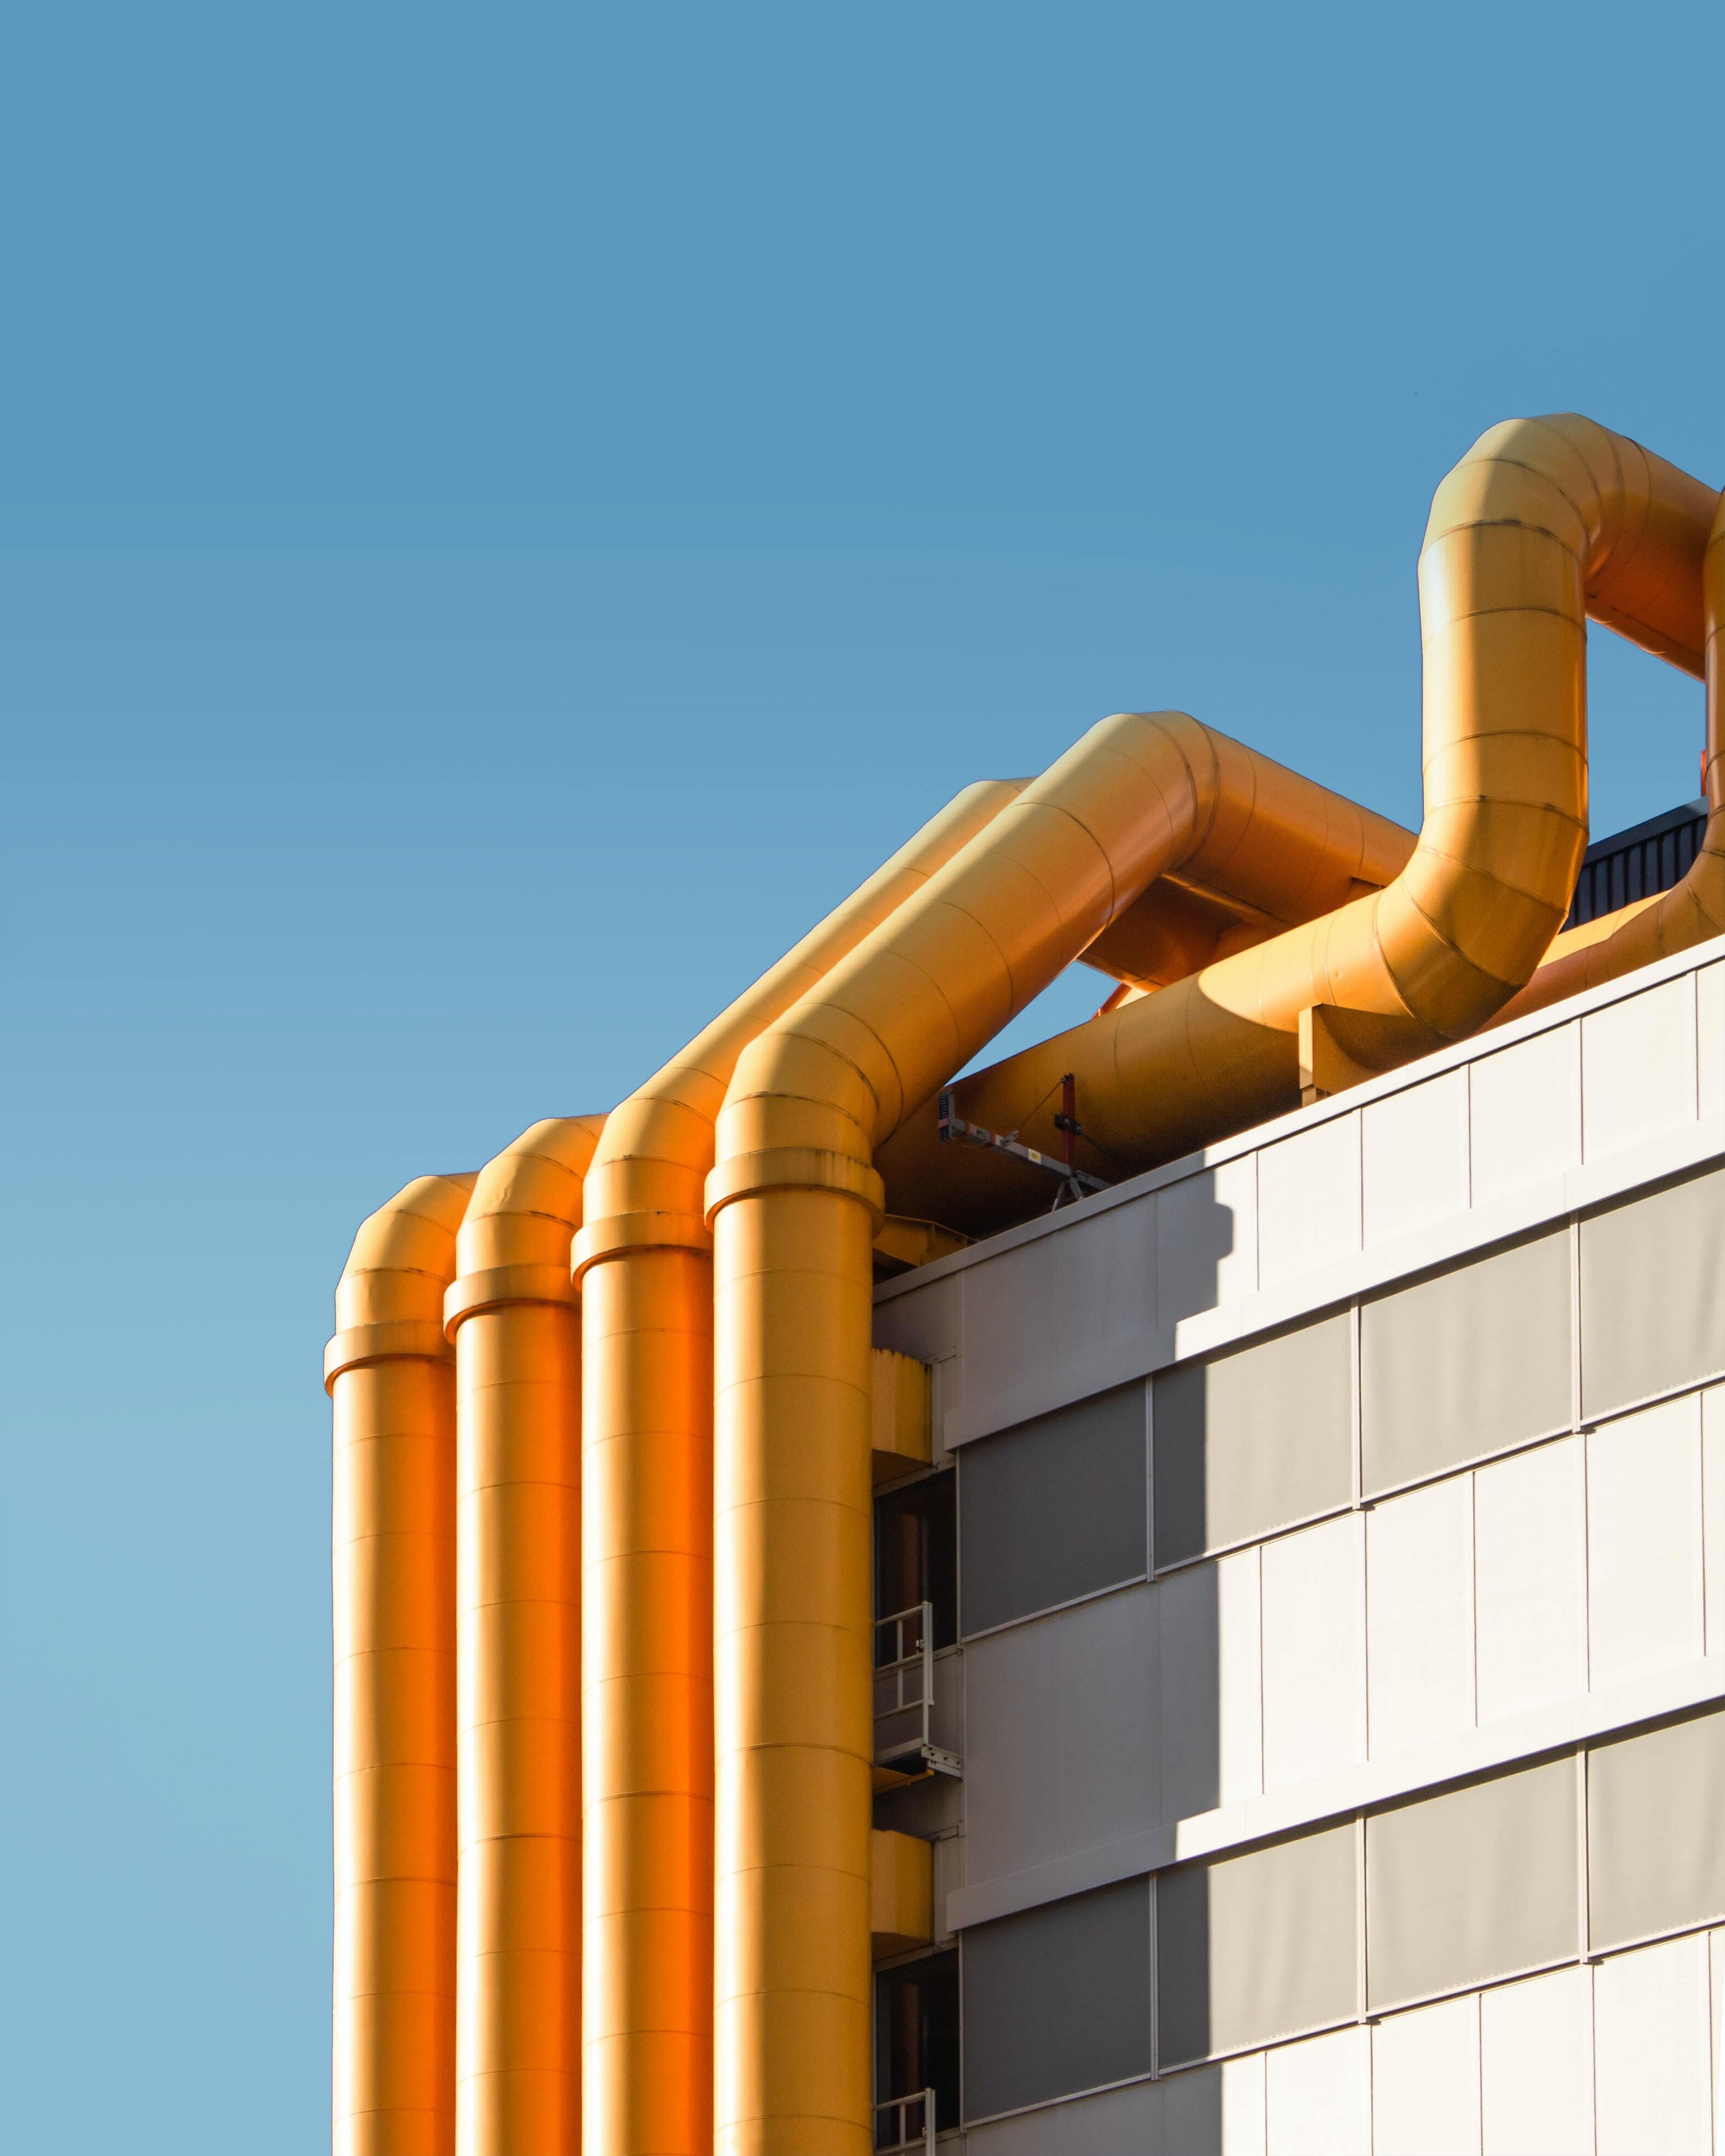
2, 3, 1720, 2147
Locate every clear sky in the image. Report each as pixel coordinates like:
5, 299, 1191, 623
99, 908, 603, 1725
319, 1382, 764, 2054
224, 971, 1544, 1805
2, 3, 1720, 2147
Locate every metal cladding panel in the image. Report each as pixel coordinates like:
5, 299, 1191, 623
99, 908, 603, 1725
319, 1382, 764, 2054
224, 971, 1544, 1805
1362, 1071, 1470, 1248
1585, 1397, 1705, 1691
1366, 1475, 1476, 1758
1592, 1934, 1714, 2156
1364, 1758, 1578, 2013
1479, 1967, 1594, 2156
1155, 1824, 1358, 2068
1360, 1229, 1572, 1497
1260, 1514, 1365, 1793
959, 1384, 1147, 1637
1588, 1708, 1725, 1952
1151, 1313, 1352, 1567
1581, 975, 1699, 1162
963, 1585, 1158, 1887
1469, 1022, 1582, 1208
1265, 2027, 1371, 2156
962, 1878, 1152, 2123
1580, 1165, 1725, 1419
1473, 1437, 1587, 1724
1370, 1996, 1482, 2156
961, 2078, 1166, 2155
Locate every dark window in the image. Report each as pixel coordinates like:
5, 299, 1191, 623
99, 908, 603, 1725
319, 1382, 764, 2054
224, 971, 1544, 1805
876, 1948, 960, 2142
876, 1469, 957, 1651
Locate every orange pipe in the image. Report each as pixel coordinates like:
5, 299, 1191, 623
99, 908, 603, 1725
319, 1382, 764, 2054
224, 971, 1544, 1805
327, 1171, 477, 2156
882, 417, 1717, 1210
571, 780, 1025, 2156
1496, 479, 1725, 1019
704, 710, 1407, 2149
444, 1118, 606, 2155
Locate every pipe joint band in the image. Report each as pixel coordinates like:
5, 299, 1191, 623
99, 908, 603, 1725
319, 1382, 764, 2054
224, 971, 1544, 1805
323, 1319, 454, 1392
703, 1145, 886, 1230
570, 1209, 713, 1283
442, 1262, 577, 1337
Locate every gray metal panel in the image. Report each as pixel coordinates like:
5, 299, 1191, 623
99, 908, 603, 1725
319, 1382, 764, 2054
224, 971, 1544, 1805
962, 1877, 1152, 2122
964, 1585, 1158, 1885
1580, 1167, 1725, 1419
1155, 1822, 1357, 2067
960, 1385, 1147, 1637
1152, 1313, 1352, 1567
1365, 1757, 1578, 2013
1361, 1229, 1572, 1496
1588, 1708, 1725, 1951
962, 2078, 1171, 2155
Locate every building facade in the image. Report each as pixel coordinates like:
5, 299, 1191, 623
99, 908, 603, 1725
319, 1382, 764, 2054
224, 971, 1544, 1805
871, 934, 1725, 2154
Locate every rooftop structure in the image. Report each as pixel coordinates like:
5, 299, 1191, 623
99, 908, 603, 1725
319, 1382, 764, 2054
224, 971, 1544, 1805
327, 414, 1723, 2156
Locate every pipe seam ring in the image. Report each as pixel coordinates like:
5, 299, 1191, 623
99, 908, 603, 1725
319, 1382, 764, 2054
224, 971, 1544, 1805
442, 1262, 578, 1337
323, 1319, 455, 1392
570, 1209, 714, 1284
703, 1146, 887, 1231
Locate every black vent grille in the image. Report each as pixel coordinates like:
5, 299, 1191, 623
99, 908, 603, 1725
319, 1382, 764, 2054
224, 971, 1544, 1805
1565, 801, 1707, 930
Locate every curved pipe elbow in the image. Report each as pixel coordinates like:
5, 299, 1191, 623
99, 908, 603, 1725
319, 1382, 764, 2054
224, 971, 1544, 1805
325, 1171, 478, 1389
574, 778, 1027, 1275
1495, 481, 1725, 1023
444, 1116, 606, 1334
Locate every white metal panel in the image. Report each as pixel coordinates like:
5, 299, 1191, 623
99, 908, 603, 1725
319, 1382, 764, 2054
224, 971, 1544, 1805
962, 2077, 1163, 2155
1257, 1113, 1361, 1292
1704, 1388, 1725, 1660
1261, 1514, 1365, 1793
1474, 1437, 1588, 1724
1480, 1965, 1594, 2156
1583, 973, 1699, 1162
1711, 1927, 1724, 2153
1594, 1932, 1712, 2156
1159, 1155, 1259, 1326
963, 1195, 1158, 1421
874, 1270, 961, 1365
1158, 1561, 1224, 1824
1372, 1994, 1482, 2156
1588, 1395, 1705, 1691
1264, 2026, 1370, 2156
964, 1586, 1158, 1884
1700, 961, 1724, 1123
1469, 1021, 1582, 1208
1367, 1474, 1475, 1759
1220, 2051, 1267, 2156
1216, 1547, 1263, 1806
1362, 1069, 1469, 1248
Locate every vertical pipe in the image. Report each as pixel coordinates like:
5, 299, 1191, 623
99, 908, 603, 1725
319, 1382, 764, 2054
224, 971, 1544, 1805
327, 1171, 477, 2156
572, 781, 1025, 2156
707, 1166, 882, 2156
444, 1118, 606, 2156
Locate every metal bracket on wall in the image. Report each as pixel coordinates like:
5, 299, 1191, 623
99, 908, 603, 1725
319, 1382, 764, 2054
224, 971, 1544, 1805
937, 1073, 1109, 1210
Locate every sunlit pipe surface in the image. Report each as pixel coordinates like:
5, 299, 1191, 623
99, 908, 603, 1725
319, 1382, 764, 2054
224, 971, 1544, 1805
703, 711, 1405, 2151
570, 780, 1023, 2156
445, 1117, 606, 2156
327, 1172, 478, 2156
883, 417, 1717, 1215
1493, 480, 1725, 1019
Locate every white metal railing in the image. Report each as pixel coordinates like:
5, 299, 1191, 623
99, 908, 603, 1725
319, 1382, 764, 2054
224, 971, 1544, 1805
873, 1601, 961, 1778
874, 2086, 936, 2154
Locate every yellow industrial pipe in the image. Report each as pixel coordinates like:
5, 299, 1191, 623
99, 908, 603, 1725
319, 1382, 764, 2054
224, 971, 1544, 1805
570, 779, 1025, 2156
327, 1171, 478, 2156
881, 416, 1718, 1213
703, 711, 1411, 2151
1493, 479, 1725, 1019
444, 1117, 606, 2156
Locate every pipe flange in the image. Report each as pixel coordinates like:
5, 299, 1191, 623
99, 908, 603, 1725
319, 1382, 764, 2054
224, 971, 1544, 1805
570, 1209, 713, 1284
703, 1146, 886, 1231
323, 1318, 455, 1392
442, 1262, 578, 1337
